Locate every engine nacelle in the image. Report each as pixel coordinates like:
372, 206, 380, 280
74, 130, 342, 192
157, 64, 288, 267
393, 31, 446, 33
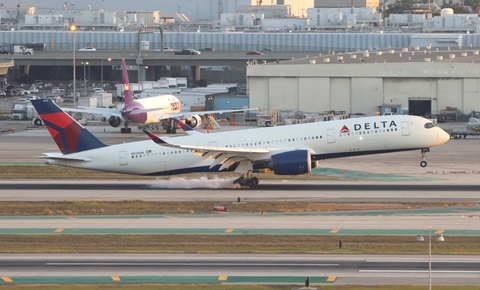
108, 116, 123, 128
270, 149, 312, 175
184, 115, 202, 129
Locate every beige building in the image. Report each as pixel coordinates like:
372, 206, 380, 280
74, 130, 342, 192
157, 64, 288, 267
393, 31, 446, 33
268, 0, 315, 18
315, 0, 380, 9
247, 48, 480, 118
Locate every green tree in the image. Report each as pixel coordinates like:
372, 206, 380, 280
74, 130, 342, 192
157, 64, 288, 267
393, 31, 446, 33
15, 73, 34, 84
48, 66, 71, 80
465, 0, 480, 13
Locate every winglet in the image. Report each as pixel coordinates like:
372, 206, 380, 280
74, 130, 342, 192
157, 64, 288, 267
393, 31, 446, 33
142, 129, 167, 144
172, 119, 202, 135
122, 59, 134, 105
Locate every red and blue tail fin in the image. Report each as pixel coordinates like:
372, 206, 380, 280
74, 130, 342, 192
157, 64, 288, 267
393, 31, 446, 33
31, 99, 107, 154
121, 59, 134, 105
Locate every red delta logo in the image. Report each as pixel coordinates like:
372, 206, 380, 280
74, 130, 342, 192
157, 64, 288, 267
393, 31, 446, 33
340, 125, 350, 133
171, 101, 180, 111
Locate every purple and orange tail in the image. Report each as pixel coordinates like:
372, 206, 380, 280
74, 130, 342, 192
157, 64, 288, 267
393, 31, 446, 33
121, 59, 134, 105
31, 99, 107, 154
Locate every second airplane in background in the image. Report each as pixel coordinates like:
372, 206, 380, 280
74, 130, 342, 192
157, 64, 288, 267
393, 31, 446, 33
65, 59, 254, 134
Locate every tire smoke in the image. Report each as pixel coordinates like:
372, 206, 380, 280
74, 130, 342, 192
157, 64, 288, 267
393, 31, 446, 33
149, 176, 237, 189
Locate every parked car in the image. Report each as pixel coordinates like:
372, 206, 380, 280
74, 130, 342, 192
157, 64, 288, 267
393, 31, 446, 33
261, 48, 274, 51
92, 88, 105, 93
174, 49, 201, 55
78, 47, 96, 52
19, 88, 30, 95
199, 47, 215, 51
246, 51, 263, 55
29, 86, 39, 93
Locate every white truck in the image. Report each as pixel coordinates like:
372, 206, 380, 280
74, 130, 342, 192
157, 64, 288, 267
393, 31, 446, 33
0, 45, 34, 55
11, 103, 43, 125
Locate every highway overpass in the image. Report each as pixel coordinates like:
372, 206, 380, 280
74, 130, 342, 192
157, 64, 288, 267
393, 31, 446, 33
0, 50, 315, 82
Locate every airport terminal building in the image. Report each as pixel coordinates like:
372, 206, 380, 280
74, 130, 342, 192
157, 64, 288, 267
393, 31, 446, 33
247, 47, 480, 120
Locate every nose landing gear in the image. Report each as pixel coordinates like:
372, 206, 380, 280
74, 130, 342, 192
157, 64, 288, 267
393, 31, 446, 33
420, 148, 430, 167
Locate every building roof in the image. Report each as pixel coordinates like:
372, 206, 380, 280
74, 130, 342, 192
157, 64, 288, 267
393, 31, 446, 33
275, 46, 480, 65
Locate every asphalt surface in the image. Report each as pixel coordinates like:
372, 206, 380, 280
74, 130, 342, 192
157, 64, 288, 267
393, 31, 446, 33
1, 119, 480, 286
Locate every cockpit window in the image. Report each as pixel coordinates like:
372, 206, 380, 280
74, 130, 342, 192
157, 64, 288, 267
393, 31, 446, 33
424, 122, 435, 129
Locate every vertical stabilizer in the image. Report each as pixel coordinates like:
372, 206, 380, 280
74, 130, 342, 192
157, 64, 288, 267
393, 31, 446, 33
31, 99, 107, 154
122, 59, 134, 105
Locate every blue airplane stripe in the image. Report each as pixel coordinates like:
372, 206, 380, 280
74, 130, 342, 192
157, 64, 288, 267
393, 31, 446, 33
76, 129, 108, 152
31, 99, 63, 115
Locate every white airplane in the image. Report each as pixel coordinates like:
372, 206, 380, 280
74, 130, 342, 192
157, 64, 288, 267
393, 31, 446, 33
31, 98, 450, 188
65, 59, 254, 134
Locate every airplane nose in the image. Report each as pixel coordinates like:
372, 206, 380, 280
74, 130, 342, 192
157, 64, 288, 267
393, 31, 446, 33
438, 128, 450, 144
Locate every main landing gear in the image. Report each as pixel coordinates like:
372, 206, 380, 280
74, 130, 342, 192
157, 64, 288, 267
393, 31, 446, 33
165, 119, 176, 134
420, 148, 430, 167
233, 170, 259, 189
120, 121, 131, 134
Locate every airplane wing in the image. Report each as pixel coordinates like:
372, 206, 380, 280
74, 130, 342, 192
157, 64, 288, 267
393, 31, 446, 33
63, 106, 122, 118
151, 108, 257, 121
142, 129, 271, 170
143, 129, 269, 153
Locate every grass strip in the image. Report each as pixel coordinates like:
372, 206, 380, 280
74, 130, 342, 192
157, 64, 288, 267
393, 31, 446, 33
0, 164, 335, 180
1, 235, 479, 254
0, 200, 472, 216
3, 285, 480, 290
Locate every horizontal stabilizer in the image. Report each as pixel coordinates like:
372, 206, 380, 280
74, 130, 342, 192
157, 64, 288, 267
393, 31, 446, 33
142, 129, 167, 144
40, 153, 92, 162
172, 119, 202, 135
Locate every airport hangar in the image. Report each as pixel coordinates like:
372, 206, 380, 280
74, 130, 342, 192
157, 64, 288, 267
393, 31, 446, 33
247, 46, 480, 120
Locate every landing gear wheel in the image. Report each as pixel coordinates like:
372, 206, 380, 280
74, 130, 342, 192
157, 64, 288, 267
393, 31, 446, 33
251, 177, 259, 186
33, 118, 43, 126
121, 128, 125, 133
420, 148, 429, 167
126, 127, 131, 133
246, 179, 256, 188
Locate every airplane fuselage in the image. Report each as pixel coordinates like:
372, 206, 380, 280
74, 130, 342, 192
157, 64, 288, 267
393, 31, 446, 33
122, 95, 181, 126
45, 115, 450, 175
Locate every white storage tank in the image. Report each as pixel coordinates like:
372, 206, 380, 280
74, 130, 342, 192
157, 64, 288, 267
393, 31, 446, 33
441, 8, 454, 15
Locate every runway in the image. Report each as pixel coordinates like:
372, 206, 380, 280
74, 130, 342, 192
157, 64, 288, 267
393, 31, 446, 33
1, 254, 480, 286
2, 121, 480, 286
1, 179, 480, 202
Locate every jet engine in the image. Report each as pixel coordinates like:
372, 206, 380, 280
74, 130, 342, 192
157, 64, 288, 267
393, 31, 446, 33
108, 116, 123, 128
270, 149, 312, 175
184, 115, 202, 128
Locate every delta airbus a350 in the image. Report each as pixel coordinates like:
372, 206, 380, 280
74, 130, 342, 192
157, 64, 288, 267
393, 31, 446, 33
31, 99, 450, 188
65, 59, 254, 134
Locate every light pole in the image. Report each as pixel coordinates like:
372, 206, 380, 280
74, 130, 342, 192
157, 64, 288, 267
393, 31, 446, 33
82, 61, 89, 96
429, 226, 432, 290
70, 24, 77, 107
101, 58, 111, 91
